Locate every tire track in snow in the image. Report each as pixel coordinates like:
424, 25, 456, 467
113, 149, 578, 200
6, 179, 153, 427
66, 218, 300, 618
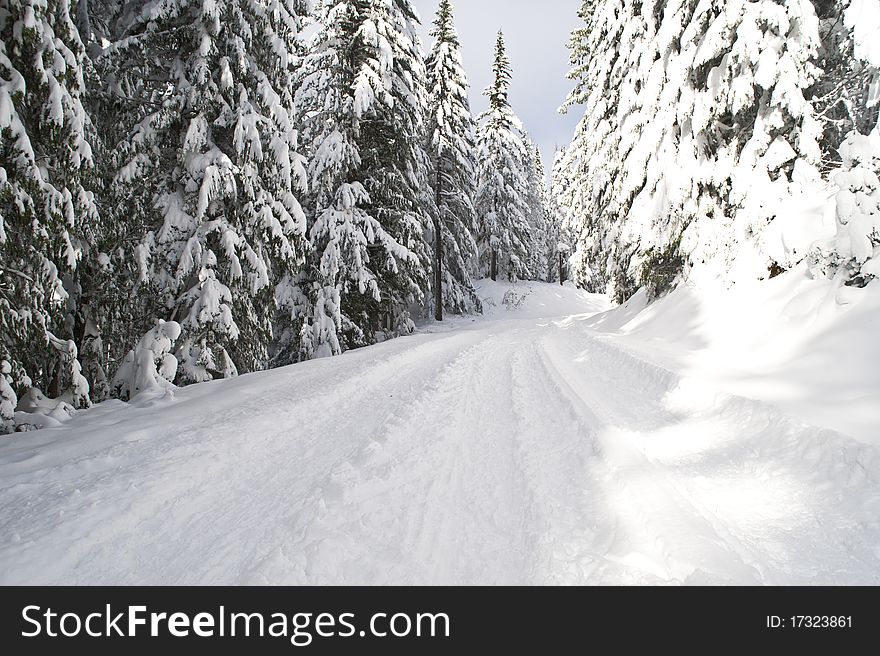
185, 329, 506, 585
506, 339, 611, 583
534, 329, 764, 584
274, 331, 534, 585
0, 329, 492, 584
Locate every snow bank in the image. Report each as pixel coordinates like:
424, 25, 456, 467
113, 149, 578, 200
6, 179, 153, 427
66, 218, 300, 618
585, 267, 880, 443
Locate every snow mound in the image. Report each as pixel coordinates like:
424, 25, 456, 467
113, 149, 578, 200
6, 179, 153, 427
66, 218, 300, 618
585, 266, 880, 443
13, 389, 76, 432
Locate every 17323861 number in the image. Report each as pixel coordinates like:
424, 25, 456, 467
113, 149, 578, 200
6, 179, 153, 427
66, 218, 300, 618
791, 616, 852, 629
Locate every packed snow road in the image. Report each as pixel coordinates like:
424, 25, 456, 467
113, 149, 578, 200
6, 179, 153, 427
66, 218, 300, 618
1, 281, 879, 585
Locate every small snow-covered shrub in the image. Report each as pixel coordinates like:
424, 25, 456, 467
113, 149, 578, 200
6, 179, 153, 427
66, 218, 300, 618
833, 131, 880, 283
55, 339, 91, 409
811, 131, 880, 286
13, 388, 76, 432
639, 241, 685, 302
391, 310, 416, 338
502, 288, 529, 310
112, 321, 182, 401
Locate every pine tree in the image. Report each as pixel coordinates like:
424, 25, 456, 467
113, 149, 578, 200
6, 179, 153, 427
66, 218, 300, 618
1, 0, 98, 427
0, 360, 15, 433
294, 0, 427, 358
93, 0, 310, 383
546, 148, 572, 283
426, 0, 480, 318
559, 0, 665, 298
357, 0, 433, 334
475, 31, 532, 282
524, 144, 551, 280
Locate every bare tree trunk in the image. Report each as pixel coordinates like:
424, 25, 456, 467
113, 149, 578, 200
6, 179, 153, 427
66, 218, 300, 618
559, 252, 564, 286
434, 163, 443, 322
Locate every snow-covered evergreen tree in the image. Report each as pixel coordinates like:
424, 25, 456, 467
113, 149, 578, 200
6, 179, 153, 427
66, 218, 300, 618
93, 0, 310, 383
1, 0, 97, 422
557, 0, 638, 293
550, 146, 576, 284
0, 359, 15, 432
844, 0, 880, 135
357, 0, 433, 333
809, 1, 880, 284
294, 0, 429, 358
475, 31, 532, 282
524, 144, 551, 281
426, 0, 480, 318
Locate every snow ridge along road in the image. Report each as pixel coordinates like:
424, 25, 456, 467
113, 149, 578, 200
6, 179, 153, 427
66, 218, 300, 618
1, 281, 878, 585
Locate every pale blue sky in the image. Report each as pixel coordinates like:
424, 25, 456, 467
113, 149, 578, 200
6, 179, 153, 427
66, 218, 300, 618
413, 0, 583, 171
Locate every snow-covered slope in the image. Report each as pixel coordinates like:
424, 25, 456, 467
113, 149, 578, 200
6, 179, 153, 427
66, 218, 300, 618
585, 266, 880, 444
1, 279, 878, 585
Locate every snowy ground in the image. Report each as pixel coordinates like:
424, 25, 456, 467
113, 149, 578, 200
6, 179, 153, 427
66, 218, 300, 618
1, 276, 879, 585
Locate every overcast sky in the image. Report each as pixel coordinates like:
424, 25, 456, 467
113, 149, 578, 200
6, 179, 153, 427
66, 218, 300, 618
412, 0, 583, 172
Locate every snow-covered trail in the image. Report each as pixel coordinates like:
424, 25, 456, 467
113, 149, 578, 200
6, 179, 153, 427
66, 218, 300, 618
1, 283, 879, 585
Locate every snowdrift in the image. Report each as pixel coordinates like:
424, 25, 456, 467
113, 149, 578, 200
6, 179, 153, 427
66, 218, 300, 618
584, 266, 880, 444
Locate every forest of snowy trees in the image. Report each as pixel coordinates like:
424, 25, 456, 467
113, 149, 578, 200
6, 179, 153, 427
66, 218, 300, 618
0, 0, 557, 431
3, 0, 879, 433
554, 0, 880, 303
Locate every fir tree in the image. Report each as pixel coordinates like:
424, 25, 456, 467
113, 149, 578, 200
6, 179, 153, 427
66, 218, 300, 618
1, 0, 98, 427
810, 0, 879, 171
548, 148, 572, 284
475, 31, 532, 282
294, 0, 426, 358
809, 1, 880, 285
357, 0, 433, 334
830, 131, 880, 278
93, 0, 310, 383
524, 144, 551, 281
426, 0, 480, 319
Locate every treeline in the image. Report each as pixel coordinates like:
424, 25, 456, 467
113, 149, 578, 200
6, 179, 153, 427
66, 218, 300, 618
555, 0, 880, 303
0, 0, 558, 431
